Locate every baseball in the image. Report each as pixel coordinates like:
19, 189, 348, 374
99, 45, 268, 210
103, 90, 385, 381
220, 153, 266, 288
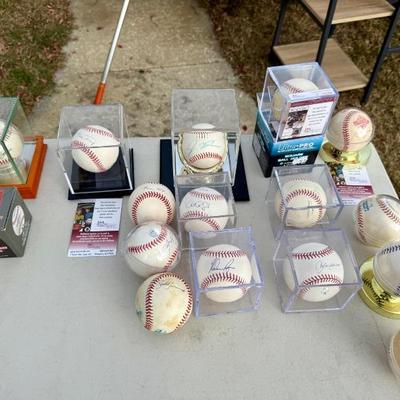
179, 123, 227, 171
179, 187, 229, 232
373, 242, 400, 296
197, 244, 253, 303
128, 183, 175, 225
124, 222, 180, 278
135, 272, 192, 334
274, 179, 327, 228
272, 78, 319, 121
71, 125, 120, 173
283, 242, 344, 302
354, 195, 400, 247
0, 119, 24, 167
327, 108, 374, 152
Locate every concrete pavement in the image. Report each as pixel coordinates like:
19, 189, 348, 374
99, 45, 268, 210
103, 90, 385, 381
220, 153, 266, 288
29, 0, 256, 137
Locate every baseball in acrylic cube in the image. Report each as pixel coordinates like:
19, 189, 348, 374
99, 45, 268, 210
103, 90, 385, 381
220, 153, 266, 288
56, 103, 133, 199
188, 227, 264, 317
171, 88, 241, 185
266, 164, 343, 239
273, 228, 362, 313
175, 173, 237, 250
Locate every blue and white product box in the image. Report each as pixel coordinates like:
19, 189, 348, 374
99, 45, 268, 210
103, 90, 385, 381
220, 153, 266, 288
253, 109, 324, 177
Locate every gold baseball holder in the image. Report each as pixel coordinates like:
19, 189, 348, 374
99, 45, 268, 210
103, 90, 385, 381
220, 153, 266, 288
359, 257, 400, 319
319, 142, 372, 165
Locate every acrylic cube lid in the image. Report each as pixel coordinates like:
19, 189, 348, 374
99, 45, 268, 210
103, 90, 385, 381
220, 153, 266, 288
259, 62, 338, 113
171, 89, 240, 133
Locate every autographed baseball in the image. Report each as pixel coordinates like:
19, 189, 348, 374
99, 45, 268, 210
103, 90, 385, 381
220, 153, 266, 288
327, 108, 374, 152
179, 187, 229, 232
274, 179, 327, 228
124, 222, 180, 278
135, 272, 192, 334
128, 183, 175, 225
71, 125, 120, 173
0, 119, 24, 167
197, 244, 253, 302
272, 78, 319, 120
373, 242, 400, 296
355, 195, 400, 247
179, 123, 227, 171
283, 242, 344, 302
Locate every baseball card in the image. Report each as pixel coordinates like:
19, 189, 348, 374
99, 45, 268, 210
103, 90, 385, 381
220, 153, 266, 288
328, 163, 374, 205
68, 198, 122, 257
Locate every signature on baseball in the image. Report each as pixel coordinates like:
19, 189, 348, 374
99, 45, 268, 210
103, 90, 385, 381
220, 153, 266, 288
315, 260, 341, 274
209, 258, 235, 273
157, 279, 185, 293
187, 200, 210, 211
188, 139, 221, 156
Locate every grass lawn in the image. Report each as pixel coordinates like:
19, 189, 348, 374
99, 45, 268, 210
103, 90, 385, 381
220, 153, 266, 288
0, 0, 73, 112
201, 0, 400, 194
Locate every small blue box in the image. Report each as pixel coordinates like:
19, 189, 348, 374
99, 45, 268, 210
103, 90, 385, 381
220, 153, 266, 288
256, 110, 324, 156
253, 110, 322, 177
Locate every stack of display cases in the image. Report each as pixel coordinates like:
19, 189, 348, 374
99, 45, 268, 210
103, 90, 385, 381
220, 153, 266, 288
56, 103, 133, 200
253, 62, 339, 177
171, 89, 242, 254
0, 97, 47, 198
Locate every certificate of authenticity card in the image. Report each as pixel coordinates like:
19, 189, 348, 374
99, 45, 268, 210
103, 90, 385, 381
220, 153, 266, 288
68, 199, 122, 257
328, 163, 374, 206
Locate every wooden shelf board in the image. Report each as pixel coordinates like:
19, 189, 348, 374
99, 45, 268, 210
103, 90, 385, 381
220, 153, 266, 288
301, 0, 394, 24
273, 39, 368, 92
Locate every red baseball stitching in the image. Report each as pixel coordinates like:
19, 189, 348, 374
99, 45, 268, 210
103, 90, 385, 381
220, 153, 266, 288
182, 210, 221, 231
342, 110, 359, 152
377, 198, 400, 225
144, 273, 192, 331
163, 248, 179, 272
201, 272, 247, 295
292, 246, 334, 260
356, 205, 368, 243
381, 244, 400, 255
85, 125, 115, 139
127, 226, 167, 254
203, 249, 247, 259
188, 152, 223, 165
283, 82, 304, 94
188, 190, 225, 201
130, 190, 173, 225
279, 188, 324, 221
300, 274, 342, 296
189, 130, 216, 139
72, 139, 106, 171
174, 279, 193, 331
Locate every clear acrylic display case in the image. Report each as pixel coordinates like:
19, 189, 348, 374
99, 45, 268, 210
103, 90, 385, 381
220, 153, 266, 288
56, 103, 133, 199
188, 227, 264, 317
0, 97, 36, 185
266, 164, 343, 239
260, 62, 338, 141
273, 228, 362, 313
171, 89, 241, 184
175, 172, 237, 250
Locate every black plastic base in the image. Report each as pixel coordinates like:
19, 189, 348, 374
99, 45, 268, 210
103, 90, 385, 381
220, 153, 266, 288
68, 149, 135, 200
159, 139, 250, 201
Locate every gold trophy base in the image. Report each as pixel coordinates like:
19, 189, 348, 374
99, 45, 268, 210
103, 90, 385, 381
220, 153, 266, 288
319, 142, 372, 165
359, 257, 400, 319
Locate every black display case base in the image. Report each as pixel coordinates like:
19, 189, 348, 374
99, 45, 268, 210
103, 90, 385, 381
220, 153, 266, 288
67, 149, 135, 200
160, 139, 249, 201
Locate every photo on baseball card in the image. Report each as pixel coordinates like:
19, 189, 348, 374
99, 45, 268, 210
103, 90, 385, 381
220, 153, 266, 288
68, 198, 122, 257
327, 163, 374, 206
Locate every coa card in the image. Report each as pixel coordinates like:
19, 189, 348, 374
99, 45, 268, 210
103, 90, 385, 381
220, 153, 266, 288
68, 198, 122, 257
